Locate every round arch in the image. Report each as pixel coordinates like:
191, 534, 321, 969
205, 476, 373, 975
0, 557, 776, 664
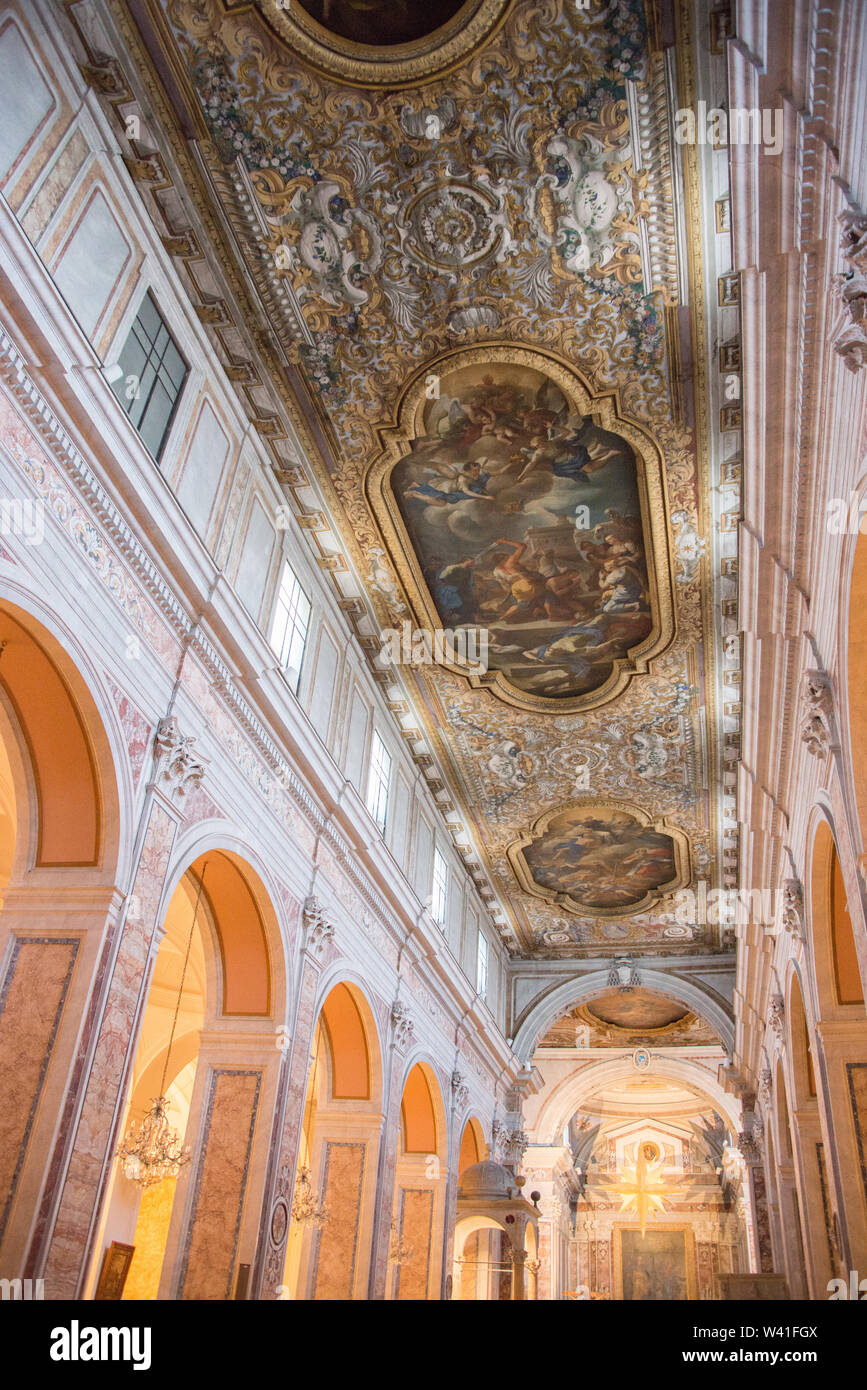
785, 965, 817, 1110
286, 977, 385, 1301
157, 828, 292, 1024
530, 1052, 742, 1144
399, 1058, 448, 1158
0, 592, 123, 879
512, 970, 734, 1062
808, 815, 866, 1016
458, 1115, 487, 1172
843, 519, 867, 844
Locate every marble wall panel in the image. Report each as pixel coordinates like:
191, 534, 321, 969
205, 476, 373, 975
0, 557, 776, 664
0, 937, 78, 1242
311, 1140, 366, 1301
394, 1187, 433, 1301
179, 1068, 262, 1300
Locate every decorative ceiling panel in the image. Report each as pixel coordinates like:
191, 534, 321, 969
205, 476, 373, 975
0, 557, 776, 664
156, 0, 732, 958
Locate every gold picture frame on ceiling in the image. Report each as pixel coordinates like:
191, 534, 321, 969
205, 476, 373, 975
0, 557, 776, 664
256, 0, 513, 88
364, 343, 676, 715
505, 798, 692, 919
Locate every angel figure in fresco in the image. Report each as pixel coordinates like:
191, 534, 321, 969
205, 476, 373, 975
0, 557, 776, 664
514, 423, 620, 486
403, 458, 498, 507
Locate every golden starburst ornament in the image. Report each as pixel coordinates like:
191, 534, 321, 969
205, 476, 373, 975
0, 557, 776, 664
609, 1142, 684, 1237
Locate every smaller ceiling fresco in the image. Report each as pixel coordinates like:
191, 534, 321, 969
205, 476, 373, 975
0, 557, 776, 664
509, 803, 687, 915
537, 993, 720, 1049
391, 362, 653, 701
296, 0, 469, 46
589, 990, 688, 1030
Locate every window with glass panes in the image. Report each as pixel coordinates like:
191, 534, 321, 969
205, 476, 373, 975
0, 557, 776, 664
476, 931, 489, 997
366, 731, 391, 833
269, 561, 311, 694
111, 292, 187, 459
431, 847, 448, 928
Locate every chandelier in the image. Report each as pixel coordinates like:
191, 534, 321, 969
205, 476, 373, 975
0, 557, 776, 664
118, 1096, 189, 1188
118, 863, 208, 1187
291, 1167, 329, 1227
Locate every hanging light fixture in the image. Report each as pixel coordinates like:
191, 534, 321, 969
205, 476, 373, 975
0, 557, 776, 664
117, 862, 208, 1187
290, 1035, 330, 1227
291, 1166, 330, 1228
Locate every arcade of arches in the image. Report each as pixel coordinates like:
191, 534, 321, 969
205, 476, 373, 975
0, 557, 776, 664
0, 0, 866, 1302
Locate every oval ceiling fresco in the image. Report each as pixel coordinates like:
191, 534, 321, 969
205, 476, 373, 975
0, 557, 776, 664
295, 0, 469, 46
262, 0, 511, 89
507, 802, 690, 917
369, 353, 673, 711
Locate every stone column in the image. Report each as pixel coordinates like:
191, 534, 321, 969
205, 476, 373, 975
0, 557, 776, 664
510, 1245, 526, 1300
158, 1026, 282, 1300
252, 896, 334, 1300
367, 999, 415, 1300
774, 1162, 808, 1297
791, 1107, 836, 1297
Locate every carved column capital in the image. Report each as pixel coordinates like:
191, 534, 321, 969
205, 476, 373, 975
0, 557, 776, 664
767, 993, 785, 1045
780, 879, 805, 940
154, 716, 208, 795
834, 209, 867, 372
799, 670, 836, 758
451, 1069, 470, 1110
302, 895, 334, 956
390, 1000, 415, 1052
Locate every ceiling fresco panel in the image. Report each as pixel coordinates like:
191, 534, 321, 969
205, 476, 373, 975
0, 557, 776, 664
508, 801, 690, 915
367, 348, 675, 709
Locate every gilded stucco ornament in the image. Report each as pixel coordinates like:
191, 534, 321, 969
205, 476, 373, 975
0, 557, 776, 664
529, 113, 645, 284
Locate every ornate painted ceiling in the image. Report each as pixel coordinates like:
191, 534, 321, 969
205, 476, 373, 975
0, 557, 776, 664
538, 989, 721, 1048
141, 0, 738, 960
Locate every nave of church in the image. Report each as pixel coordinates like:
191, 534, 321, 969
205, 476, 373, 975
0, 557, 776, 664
0, 0, 866, 1310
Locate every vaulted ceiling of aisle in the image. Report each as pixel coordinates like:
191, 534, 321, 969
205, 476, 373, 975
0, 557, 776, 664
127, 0, 735, 960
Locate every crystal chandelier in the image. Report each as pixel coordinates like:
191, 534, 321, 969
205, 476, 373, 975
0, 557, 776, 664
291, 1167, 329, 1227
118, 1096, 189, 1187
118, 863, 208, 1187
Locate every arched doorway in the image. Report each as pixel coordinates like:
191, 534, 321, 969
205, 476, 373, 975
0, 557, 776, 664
388, 1061, 447, 1299
518, 984, 750, 1299
807, 818, 867, 1274
783, 969, 837, 1294
0, 600, 120, 1276
283, 981, 383, 1300
91, 848, 282, 1299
